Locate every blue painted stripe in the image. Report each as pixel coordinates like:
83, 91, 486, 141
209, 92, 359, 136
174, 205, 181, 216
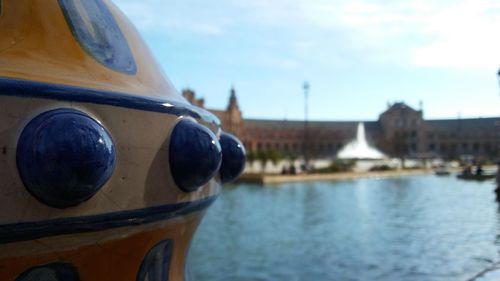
0, 77, 220, 126
15, 263, 80, 281
0, 196, 217, 244
136, 240, 173, 281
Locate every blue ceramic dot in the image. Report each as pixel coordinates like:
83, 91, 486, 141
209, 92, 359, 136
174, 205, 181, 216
17, 109, 116, 208
219, 132, 246, 184
169, 119, 222, 192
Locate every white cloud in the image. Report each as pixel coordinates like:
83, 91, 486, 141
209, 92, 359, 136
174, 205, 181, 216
230, 0, 500, 69
113, 0, 225, 35
322, 1, 499, 69
411, 0, 500, 69
114, 0, 500, 70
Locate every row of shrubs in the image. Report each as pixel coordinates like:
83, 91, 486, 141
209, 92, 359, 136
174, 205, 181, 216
246, 150, 399, 174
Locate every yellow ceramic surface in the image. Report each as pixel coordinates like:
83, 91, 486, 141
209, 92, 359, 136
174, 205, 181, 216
0, 0, 238, 280
0, 0, 181, 100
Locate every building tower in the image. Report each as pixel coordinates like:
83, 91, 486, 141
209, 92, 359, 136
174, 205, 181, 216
226, 87, 243, 138
182, 89, 204, 108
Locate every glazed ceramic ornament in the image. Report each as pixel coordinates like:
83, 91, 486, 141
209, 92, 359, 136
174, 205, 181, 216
0, 0, 245, 280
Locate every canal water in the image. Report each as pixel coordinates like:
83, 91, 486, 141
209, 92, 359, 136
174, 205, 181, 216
188, 175, 500, 281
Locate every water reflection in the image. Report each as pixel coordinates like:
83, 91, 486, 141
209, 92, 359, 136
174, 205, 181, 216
495, 185, 500, 204
189, 176, 500, 281
494, 185, 500, 248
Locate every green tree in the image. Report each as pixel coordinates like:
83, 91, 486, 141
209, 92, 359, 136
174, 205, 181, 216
257, 150, 270, 173
288, 153, 297, 164
393, 131, 407, 169
268, 149, 283, 167
246, 150, 256, 170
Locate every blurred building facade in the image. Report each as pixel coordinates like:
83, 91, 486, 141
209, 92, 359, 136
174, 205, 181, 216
183, 88, 500, 161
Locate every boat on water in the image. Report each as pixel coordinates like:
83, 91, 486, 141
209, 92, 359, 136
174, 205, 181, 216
0, 1, 245, 280
434, 165, 451, 176
457, 173, 496, 181
435, 170, 451, 176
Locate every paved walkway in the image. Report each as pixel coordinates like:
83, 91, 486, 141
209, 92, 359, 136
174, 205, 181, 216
238, 169, 434, 185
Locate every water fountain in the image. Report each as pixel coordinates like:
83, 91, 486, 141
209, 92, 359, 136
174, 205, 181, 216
337, 123, 385, 159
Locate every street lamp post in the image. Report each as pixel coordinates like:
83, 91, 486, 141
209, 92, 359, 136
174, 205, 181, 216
303, 81, 310, 169
497, 67, 500, 91
497, 68, 500, 160
496, 68, 500, 188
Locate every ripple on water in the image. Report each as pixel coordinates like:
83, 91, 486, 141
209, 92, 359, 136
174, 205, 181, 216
189, 175, 500, 281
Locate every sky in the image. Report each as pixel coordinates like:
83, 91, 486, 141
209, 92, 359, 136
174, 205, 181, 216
113, 0, 500, 121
